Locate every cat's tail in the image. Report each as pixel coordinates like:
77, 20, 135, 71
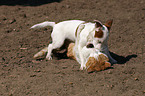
33, 47, 48, 59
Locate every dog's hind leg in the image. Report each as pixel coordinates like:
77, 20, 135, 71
46, 36, 65, 60
46, 44, 53, 60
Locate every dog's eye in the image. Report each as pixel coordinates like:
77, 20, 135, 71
86, 44, 94, 48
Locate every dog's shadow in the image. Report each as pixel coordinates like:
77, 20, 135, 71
109, 51, 137, 65
52, 51, 138, 65
37, 51, 137, 64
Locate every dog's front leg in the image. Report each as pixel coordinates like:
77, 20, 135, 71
78, 45, 86, 70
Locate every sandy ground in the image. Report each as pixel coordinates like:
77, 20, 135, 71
0, 0, 145, 95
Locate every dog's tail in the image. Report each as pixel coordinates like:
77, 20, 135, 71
33, 47, 48, 59
31, 21, 56, 29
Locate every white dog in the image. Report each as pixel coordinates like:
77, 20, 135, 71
31, 20, 117, 69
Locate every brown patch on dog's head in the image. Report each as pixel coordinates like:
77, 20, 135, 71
86, 54, 111, 73
94, 29, 103, 38
94, 20, 104, 38
105, 19, 113, 30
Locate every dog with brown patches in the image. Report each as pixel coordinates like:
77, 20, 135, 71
31, 20, 117, 70
73, 20, 116, 69
67, 42, 111, 73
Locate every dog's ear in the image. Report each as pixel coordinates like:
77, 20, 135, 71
87, 66, 96, 73
105, 19, 113, 30
94, 20, 103, 28
86, 57, 97, 73
104, 62, 111, 68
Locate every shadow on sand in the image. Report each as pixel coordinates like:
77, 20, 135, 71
110, 51, 137, 65
35, 50, 138, 65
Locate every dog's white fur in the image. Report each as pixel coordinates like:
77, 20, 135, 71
31, 20, 117, 69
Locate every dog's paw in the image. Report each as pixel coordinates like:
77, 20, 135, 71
46, 56, 52, 60
80, 66, 85, 70
83, 65, 86, 69
80, 63, 86, 70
